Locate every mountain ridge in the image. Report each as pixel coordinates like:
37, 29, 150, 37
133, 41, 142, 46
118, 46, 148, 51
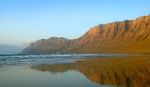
22, 14, 150, 54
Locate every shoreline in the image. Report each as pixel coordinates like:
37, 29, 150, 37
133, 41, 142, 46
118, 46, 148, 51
32, 54, 150, 87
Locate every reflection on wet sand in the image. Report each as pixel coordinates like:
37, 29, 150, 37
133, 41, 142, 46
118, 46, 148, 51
32, 55, 150, 87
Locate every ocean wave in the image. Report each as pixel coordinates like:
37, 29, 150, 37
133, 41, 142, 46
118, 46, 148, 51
0, 54, 127, 68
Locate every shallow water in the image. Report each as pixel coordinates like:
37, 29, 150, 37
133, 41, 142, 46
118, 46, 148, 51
0, 54, 127, 87
0, 66, 112, 87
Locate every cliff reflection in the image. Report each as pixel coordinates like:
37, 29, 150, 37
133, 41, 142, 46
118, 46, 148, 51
32, 55, 150, 87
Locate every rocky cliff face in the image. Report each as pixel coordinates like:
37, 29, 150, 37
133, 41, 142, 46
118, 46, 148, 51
22, 14, 150, 54
23, 37, 70, 54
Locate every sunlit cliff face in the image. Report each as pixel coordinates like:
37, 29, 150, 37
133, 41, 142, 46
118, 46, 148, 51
23, 15, 150, 54
32, 55, 150, 87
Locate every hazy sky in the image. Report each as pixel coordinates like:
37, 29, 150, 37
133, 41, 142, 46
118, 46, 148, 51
0, 0, 150, 47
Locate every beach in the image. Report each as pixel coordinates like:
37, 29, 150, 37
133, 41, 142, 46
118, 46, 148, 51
0, 54, 150, 87
32, 54, 150, 87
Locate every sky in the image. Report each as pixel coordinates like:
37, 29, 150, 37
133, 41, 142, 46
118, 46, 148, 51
0, 0, 150, 47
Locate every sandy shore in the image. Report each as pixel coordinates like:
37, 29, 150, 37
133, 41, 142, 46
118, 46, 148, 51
32, 54, 150, 87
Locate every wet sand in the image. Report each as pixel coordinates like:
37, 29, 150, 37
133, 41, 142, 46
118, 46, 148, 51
32, 54, 150, 87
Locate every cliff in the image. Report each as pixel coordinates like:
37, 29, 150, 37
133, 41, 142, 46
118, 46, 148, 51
22, 14, 150, 54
